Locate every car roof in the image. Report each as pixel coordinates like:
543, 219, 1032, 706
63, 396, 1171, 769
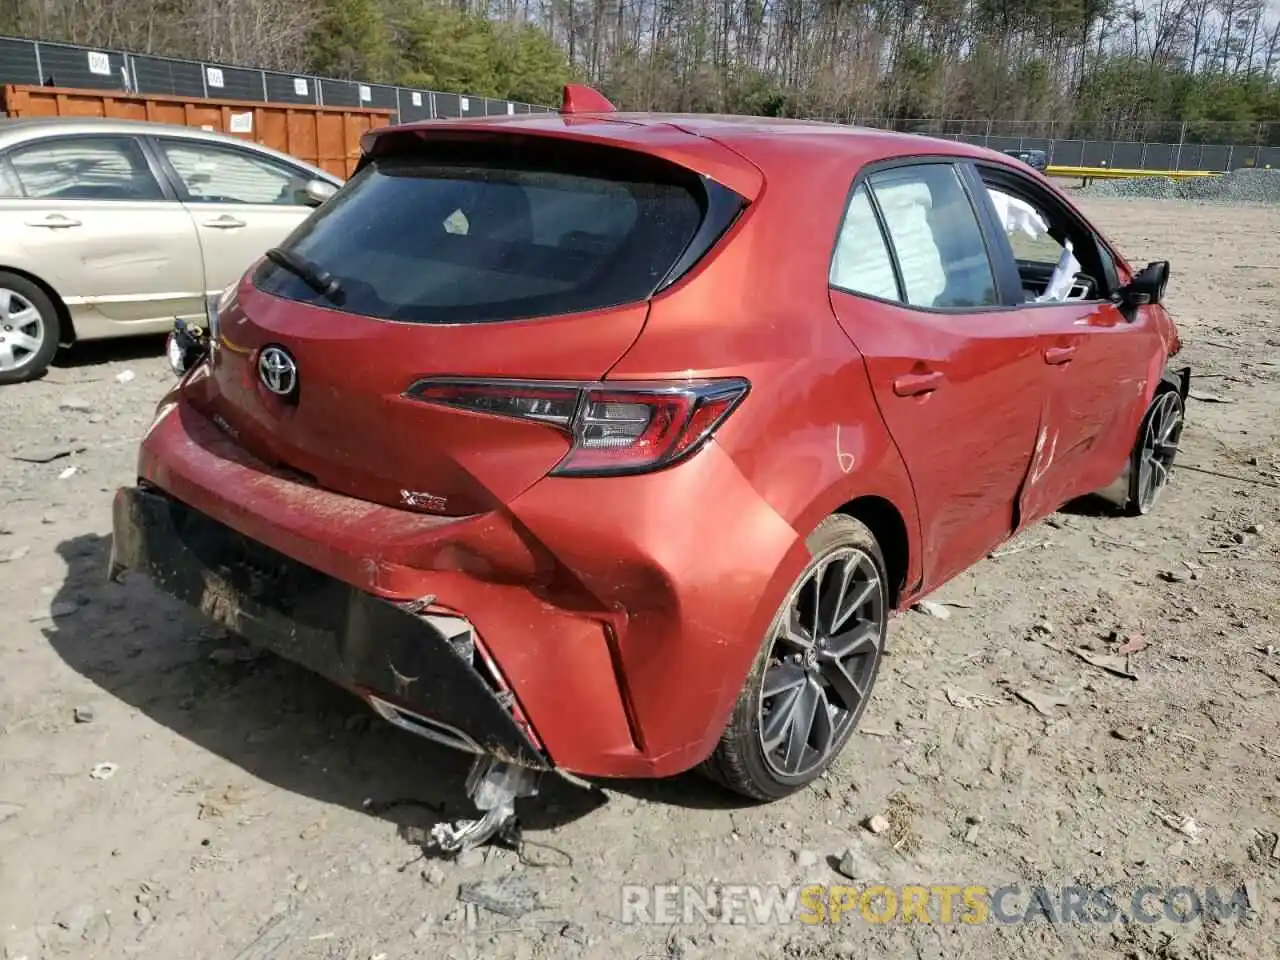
379, 110, 1029, 195
0, 116, 341, 181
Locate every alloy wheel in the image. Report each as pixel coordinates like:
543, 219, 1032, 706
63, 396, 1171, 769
757, 546, 885, 780
0, 288, 46, 373
1135, 390, 1183, 514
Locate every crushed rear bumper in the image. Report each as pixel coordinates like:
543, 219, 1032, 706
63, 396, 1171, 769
109, 484, 550, 770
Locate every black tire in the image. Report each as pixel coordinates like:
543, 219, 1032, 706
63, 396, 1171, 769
700, 514, 889, 801
0, 271, 60, 385
1123, 384, 1184, 517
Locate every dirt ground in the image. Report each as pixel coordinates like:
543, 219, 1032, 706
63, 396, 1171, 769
1, 197, 1278, 960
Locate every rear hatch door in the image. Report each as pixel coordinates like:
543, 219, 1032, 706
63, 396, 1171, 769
195, 127, 748, 515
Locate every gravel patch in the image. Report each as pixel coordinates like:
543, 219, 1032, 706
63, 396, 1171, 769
1079, 167, 1280, 202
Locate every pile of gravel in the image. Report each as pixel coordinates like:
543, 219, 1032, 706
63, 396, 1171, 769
1077, 168, 1280, 203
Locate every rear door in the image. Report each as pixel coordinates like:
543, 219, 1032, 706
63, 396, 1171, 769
968, 162, 1158, 524
196, 134, 736, 515
827, 159, 1047, 590
0, 133, 206, 329
151, 136, 324, 295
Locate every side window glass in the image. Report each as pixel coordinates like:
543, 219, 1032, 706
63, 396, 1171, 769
830, 184, 900, 301
984, 184, 1096, 303
8, 137, 164, 201
161, 141, 311, 205
869, 164, 998, 310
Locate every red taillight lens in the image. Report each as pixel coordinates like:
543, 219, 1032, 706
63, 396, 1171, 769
404, 377, 749, 476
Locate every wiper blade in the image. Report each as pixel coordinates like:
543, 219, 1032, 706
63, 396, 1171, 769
265, 247, 342, 300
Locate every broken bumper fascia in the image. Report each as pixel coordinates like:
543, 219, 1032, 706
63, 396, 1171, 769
108, 484, 551, 771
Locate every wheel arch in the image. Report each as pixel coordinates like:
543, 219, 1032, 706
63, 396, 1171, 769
833, 494, 910, 609
0, 264, 76, 345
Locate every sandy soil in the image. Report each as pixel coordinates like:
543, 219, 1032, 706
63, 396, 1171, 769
0, 198, 1278, 960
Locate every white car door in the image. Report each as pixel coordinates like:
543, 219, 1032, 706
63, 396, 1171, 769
0, 134, 206, 335
153, 137, 326, 294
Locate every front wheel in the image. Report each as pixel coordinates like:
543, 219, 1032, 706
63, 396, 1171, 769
1125, 386, 1185, 516
0, 272, 60, 385
700, 514, 889, 801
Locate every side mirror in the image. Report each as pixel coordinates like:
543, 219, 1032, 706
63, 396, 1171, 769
303, 178, 338, 207
1117, 260, 1170, 309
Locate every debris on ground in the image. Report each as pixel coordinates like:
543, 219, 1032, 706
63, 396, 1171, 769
10, 444, 78, 463
115, 370, 136, 384
1071, 647, 1139, 680
864, 814, 891, 835
1116, 634, 1151, 655
1012, 687, 1070, 718
1156, 811, 1203, 841
561, 923, 590, 945
457, 875, 544, 919
73, 706, 95, 724
912, 600, 951, 620
944, 688, 1004, 709
198, 785, 252, 820
89, 762, 118, 781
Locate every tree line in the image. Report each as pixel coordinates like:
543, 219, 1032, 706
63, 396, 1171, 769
3, 0, 1279, 138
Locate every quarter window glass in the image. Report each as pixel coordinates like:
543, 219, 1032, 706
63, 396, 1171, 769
8, 137, 163, 201
830, 184, 899, 301
161, 141, 312, 205
869, 165, 998, 309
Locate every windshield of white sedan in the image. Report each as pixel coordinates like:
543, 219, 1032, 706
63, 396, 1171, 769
252, 142, 707, 324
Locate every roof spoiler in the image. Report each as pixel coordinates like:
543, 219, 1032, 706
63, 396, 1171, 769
560, 84, 615, 114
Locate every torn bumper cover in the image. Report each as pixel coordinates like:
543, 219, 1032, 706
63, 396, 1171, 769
109, 484, 550, 771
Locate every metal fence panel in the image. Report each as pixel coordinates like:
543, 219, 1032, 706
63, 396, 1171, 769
132, 55, 205, 98
398, 89, 432, 122
0, 37, 41, 85
1142, 142, 1176, 169
1198, 145, 1231, 171
434, 91, 461, 118
34, 41, 127, 90
317, 78, 355, 108
264, 71, 318, 106
196, 62, 261, 101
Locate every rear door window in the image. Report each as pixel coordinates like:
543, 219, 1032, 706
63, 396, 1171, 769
866, 164, 999, 310
159, 139, 316, 206
253, 140, 710, 324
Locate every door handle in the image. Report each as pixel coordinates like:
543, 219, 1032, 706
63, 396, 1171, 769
202, 215, 247, 229
893, 371, 944, 397
25, 214, 81, 228
1044, 345, 1077, 365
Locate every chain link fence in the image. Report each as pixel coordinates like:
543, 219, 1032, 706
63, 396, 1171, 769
819, 116, 1280, 171
0, 35, 556, 122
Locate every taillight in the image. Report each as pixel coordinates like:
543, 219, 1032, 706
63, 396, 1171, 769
404, 377, 750, 476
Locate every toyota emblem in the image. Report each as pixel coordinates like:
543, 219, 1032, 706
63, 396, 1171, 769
258, 345, 298, 396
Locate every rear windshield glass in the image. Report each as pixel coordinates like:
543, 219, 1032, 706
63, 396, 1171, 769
252, 138, 708, 324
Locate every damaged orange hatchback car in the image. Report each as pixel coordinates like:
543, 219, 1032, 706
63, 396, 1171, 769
111, 86, 1188, 844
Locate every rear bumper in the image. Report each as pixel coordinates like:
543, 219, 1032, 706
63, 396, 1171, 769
110, 484, 550, 770
125, 396, 807, 779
